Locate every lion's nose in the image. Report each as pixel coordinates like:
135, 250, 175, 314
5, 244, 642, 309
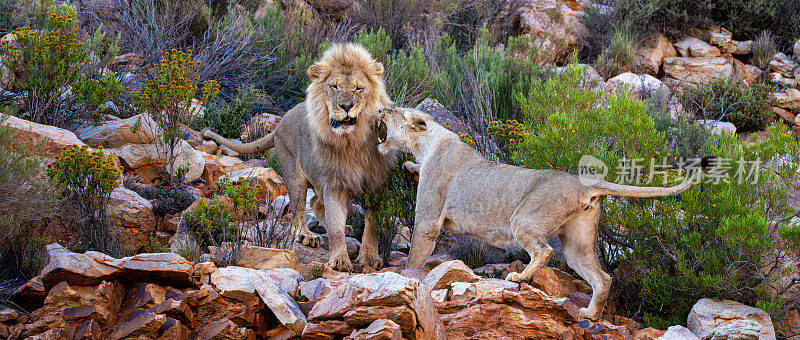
339, 102, 354, 112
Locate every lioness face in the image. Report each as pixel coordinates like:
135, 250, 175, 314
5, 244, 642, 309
377, 108, 427, 155
308, 62, 383, 136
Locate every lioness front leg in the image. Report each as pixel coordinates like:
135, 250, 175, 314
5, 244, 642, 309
356, 207, 383, 270
323, 190, 353, 272
406, 221, 443, 269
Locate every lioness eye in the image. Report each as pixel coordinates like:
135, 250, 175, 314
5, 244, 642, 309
356, 87, 363, 92
330, 84, 338, 90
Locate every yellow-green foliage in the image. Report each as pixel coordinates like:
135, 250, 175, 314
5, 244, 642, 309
132, 49, 219, 183
72, 74, 124, 125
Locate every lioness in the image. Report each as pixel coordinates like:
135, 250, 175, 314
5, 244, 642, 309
376, 107, 702, 320
202, 44, 394, 271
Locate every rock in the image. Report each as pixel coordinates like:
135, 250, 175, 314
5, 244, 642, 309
237, 246, 298, 271
552, 268, 592, 296
196, 317, 255, 340
250, 269, 308, 335
512, 0, 585, 63
721, 40, 752, 55
423, 260, 479, 290
773, 107, 797, 125
263, 268, 303, 296
634, 327, 666, 339
437, 283, 581, 338
605, 72, 666, 95
107, 311, 166, 340
777, 309, 800, 340
39, 244, 122, 287
195, 140, 218, 154
13, 276, 46, 310
771, 72, 798, 88
774, 89, 800, 113
391, 226, 412, 251
659, 325, 700, 340
633, 34, 678, 75
3, 115, 86, 159
709, 26, 732, 46
732, 57, 755, 84
530, 267, 565, 298
415, 98, 470, 134
299, 278, 333, 301
697, 120, 736, 135
106, 187, 156, 252
770, 53, 799, 78
430, 289, 448, 303
108, 53, 143, 72
221, 167, 287, 202
664, 57, 732, 85
449, 282, 477, 301
201, 152, 251, 185
0, 309, 19, 323
687, 298, 775, 340
349, 319, 402, 340
345, 237, 361, 260
120, 252, 193, 286
108, 140, 205, 182
674, 37, 721, 57
75, 114, 157, 148
307, 272, 446, 339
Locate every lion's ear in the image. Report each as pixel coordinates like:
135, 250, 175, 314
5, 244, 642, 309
370, 62, 384, 78
307, 63, 330, 82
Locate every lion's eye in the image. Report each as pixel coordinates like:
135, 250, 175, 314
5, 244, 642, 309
330, 84, 338, 90
356, 87, 363, 92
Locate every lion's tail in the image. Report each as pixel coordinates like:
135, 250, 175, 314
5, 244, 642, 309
589, 175, 696, 198
201, 128, 275, 154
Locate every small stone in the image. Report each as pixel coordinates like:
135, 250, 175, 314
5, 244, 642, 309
423, 260, 479, 290
349, 319, 403, 340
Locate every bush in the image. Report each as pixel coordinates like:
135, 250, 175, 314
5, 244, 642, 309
0, 113, 61, 282
595, 27, 637, 79
680, 78, 774, 131
124, 177, 197, 217
751, 31, 776, 71
132, 49, 219, 184
507, 60, 800, 330
0, 3, 121, 128
46, 144, 122, 256
193, 86, 263, 139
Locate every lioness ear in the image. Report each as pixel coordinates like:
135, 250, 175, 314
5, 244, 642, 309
370, 62, 384, 78
307, 63, 330, 82
411, 118, 426, 132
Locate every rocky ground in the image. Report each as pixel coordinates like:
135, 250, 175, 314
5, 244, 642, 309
0, 242, 778, 339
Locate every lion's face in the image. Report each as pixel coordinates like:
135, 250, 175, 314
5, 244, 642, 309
306, 44, 389, 138
377, 107, 428, 155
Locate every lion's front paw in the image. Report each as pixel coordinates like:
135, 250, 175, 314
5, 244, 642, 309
328, 251, 353, 272
296, 232, 322, 248
505, 272, 525, 282
357, 251, 383, 270
579, 307, 600, 321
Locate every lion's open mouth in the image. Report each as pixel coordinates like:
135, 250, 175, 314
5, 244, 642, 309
331, 116, 357, 128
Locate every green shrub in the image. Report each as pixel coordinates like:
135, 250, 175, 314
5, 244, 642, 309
132, 49, 219, 184
0, 114, 61, 281
751, 31, 776, 70
193, 86, 263, 139
507, 60, 800, 329
595, 27, 638, 79
355, 29, 431, 106
0, 3, 120, 128
680, 78, 774, 131
46, 144, 122, 256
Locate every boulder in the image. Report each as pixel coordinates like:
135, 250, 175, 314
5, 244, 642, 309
721, 40, 752, 55
120, 252, 193, 286
659, 325, 700, 339
38, 244, 123, 287
306, 272, 447, 339
107, 311, 166, 340
195, 317, 255, 340
437, 283, 581, 338
262, 268, 303, 296
774, 89, 800, 113
349, 319, 403, 340
773, 107, 797, 125
674, 37, 721, 57
513, 0, 586, 63
709, 26, 732, 46
106, 187, 156, 252
299, 278, 333, 301
530, 267, 565, 298
633, 34, 677, 75
663, 57, 732, 85
605, 72, 666, 95
3, 115, 86, 159
108, 140, 205, 182
237, 246, 298, 271
221, 167, 287, 202
687, 298, 775, 340
195, 140, 218, 154
423, 260, 479, 290
75, 114, 157, 148
697, 120, 736, 135
770, 53, 799, 78
201, 152, 251, 185
13, 276, 46, 310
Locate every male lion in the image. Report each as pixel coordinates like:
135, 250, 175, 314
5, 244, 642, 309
376, 107, 704, 321
202, 44, 394, 271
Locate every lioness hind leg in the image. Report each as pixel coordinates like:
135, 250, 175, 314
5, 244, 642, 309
560, 209, 611, 321
506, 233, 553, 283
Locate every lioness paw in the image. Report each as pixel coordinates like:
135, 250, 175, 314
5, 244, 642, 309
357, 252, 383, 270
329, 252, 353, 272
296, 233, 322, 248
579, 307, 600, 321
